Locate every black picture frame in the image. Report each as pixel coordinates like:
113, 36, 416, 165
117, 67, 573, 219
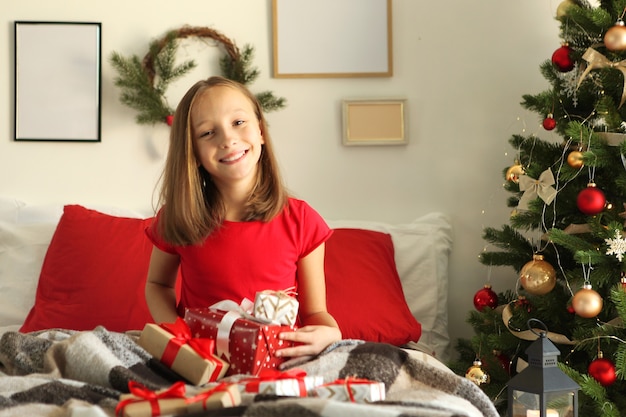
14, 21, 102, 142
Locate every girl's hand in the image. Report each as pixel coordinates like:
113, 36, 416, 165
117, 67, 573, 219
276, 325, 342, 358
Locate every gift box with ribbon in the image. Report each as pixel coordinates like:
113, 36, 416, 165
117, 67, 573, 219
116, 381, 188, 417
138, 317, 228, 385
253, 289, 299, 326
238, 368, 324, 397
312, 378, 386, 403
186, 382, 241, 413
184, 299, 295, 376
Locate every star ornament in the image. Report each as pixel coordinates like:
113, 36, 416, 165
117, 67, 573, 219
605, 230, 626, 262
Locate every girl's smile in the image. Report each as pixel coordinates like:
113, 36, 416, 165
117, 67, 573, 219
220, 149, 249, 164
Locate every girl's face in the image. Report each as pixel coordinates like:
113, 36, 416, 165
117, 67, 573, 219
191, 85, 264, 191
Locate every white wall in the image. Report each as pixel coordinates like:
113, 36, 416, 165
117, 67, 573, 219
0, 0, 561, 352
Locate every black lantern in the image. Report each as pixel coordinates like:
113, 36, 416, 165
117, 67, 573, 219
508, 319, 579, 417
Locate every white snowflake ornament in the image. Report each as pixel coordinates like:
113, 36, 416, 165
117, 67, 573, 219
605, 230, 626, 262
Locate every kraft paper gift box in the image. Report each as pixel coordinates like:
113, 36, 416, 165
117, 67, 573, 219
186, 382, 241, 413
116, 381, 188, 417
184, 305, 295, 376
138, 318, 228, 385
238, 369, 324, 397
313, 378, 386, 403
253, 289, 299, 326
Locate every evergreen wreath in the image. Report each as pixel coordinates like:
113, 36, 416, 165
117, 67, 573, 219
110, 26, 286, 126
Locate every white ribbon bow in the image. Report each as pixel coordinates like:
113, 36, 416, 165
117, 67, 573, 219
517, 168, 557, 210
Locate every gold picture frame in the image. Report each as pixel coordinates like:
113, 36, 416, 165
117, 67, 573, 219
342, 99, 407, 146
272, 0, 392, 78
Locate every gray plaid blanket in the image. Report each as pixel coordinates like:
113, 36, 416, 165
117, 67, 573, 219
0, 327, 497, 417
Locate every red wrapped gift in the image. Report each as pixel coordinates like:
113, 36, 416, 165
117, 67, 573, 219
116, 381, 188, 417
184, 302, 295, 376
313, 378, 386, 402
138, 318, 228, 385
238, 368, 324, 397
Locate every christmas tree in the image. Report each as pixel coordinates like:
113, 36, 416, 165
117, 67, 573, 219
450, 1, 626, 416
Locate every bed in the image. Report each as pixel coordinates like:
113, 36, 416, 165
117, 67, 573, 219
0, 195, 498, 417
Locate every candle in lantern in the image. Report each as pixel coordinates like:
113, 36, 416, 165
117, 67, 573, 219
526, 410, 559, 417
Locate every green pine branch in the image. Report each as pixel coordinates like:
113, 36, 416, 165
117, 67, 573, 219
110, 30, 287, 126
560, 364, 620, 417
110, 52, 170, 124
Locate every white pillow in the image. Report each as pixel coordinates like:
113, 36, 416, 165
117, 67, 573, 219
16, 203, 146, 224
0, 221, 57, 326
327, 212, 452, 360
0, 196, 25, 223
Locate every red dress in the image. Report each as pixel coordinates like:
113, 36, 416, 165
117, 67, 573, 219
146, 198, 332, 315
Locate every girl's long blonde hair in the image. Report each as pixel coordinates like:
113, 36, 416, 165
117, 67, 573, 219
155, 76, 288, 246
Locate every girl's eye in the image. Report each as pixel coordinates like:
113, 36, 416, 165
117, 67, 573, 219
234, 120, 244, 126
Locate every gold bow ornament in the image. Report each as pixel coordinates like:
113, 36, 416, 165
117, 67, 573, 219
517, 168, 557, 210
577, 47, 626, 107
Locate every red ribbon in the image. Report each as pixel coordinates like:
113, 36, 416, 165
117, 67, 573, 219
186, 382, 237, 410
115, 381, 186, 417
242, 368, 308, 395
321, 377, 378, 403
159, 317, 218, 366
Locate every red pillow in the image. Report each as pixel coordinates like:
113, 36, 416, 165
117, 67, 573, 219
20, 205, 156, 332
324, 228, 422, 345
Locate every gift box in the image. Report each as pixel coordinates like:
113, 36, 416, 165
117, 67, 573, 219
116, 381, 188, 417
186, 382, 241, 413
184, 306, 295, 376
238, 368, 324, 397
313, 378, 386, 403
138, 318, 228, 385
253, 289, 299, 326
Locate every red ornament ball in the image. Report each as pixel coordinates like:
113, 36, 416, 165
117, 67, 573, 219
551, 44, 575, 72
588, 357, 616, 386
473, 285, 498, 311
514, 296, 532, 313
542, 116, 557, 130
576, 183, 606, 216
493, 350, 511, 375
166, 115, 174, 126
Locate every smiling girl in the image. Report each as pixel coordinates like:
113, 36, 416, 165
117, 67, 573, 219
145, 76, 341, 359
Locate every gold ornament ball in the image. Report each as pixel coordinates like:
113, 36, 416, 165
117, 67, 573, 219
465, 360, 490, 386
505, 164, 525, 183
567, 150, 584, 169
572, 285, 603, 318
520, 254, 557, 295
556, 0, 575, 19
604, 21, 626, 51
